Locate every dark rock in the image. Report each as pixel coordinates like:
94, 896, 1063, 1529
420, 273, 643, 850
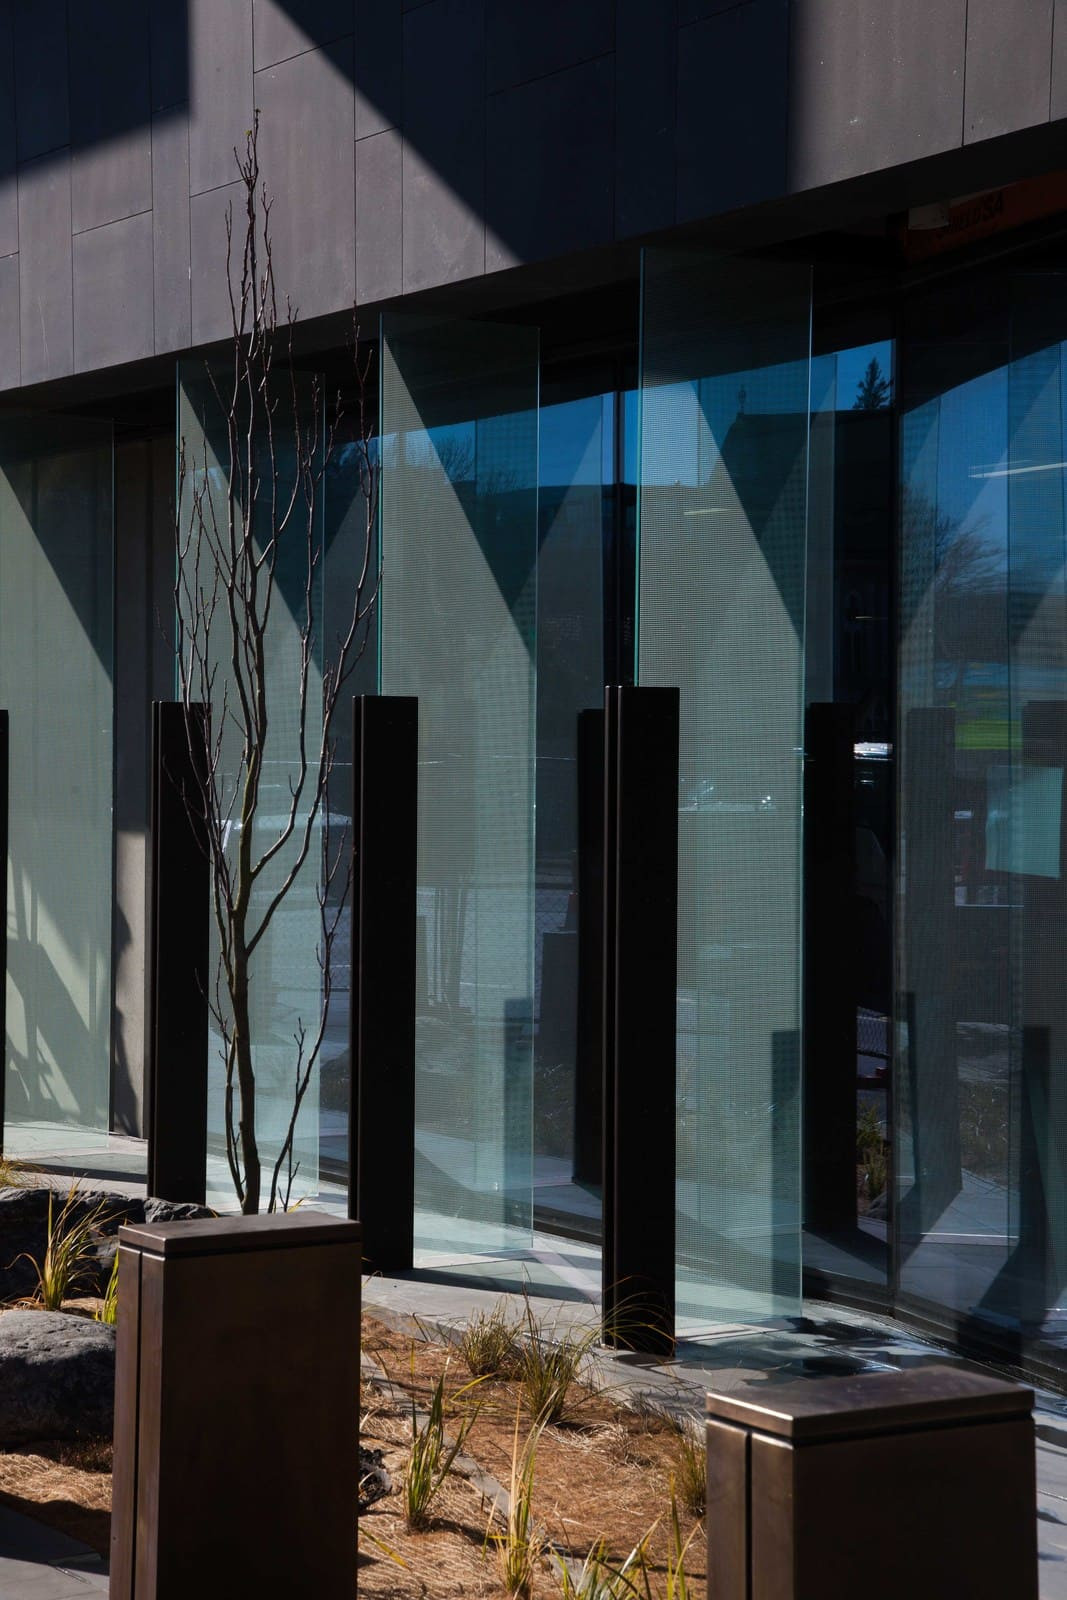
358, 1445, 391, 1511
0, 1309, 115, 1444
143, 1197, 217, 1223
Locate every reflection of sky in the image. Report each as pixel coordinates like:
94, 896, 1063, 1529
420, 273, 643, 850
914, 347, 1067, 589
539, 396, 609, 488
934, 365, 1008, 545
638, 341, 894, 487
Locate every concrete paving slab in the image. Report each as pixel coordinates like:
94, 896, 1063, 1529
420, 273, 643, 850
0, 1506, 107, 1599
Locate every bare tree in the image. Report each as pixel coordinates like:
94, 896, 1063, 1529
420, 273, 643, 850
175, 115, 379, 1213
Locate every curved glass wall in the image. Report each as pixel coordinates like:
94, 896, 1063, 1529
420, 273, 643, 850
896, 271, 1067, 1358
638, 250, 811, 1329
0, 417, 113, 1154
380, 315, 539, 1265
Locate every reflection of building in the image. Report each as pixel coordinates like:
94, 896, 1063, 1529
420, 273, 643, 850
6, 2, 1067, 1380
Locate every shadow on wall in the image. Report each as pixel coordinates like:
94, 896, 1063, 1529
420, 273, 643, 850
3, 0, 799, 350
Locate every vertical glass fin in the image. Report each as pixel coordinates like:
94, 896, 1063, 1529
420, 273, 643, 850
380, 315, 538, 1263
638, 250, 810, 1327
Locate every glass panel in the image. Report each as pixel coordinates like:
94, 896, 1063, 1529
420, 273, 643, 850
897, 273, 1067, 1358
638, 250, 810, 1328
534, 367, 612, 1242
318, 419, 379, 1184
177, 365, 324, 1211
380, 315, 538, 1264
803, 333, 894, 1291
0, 416, 113, 1153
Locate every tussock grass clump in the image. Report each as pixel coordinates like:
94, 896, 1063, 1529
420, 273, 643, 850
515, 1303, 599, 1426
16, 1186, 112, 1311
671, 1425, 705, 1517
486, 1412, 548, 1599
94, 1252, 119, 1325
404, 1364, 480, 1529
554, 1539, 635, 1599
0, 1155, 35, 1188
552, 1480, 699, 1600
459, 1299, 522, 1379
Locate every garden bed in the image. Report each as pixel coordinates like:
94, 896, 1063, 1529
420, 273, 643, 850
0, 1309, 706, 1598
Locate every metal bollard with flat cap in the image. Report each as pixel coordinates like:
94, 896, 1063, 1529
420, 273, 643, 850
706, 1363, 1037, 1599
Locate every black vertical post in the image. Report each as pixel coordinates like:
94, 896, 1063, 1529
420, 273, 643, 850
0, 712, 8, 1157
803, 703, 858, 1234
349, 694, 418, 1271
147, 701, 209, 1204
602, 685, 679, 1354
573, 708, 605, 1186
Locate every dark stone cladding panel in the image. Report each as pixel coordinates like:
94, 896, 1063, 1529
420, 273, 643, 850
255, 37, 356, 320
73, 210, 154, 373
152, 107, 192, 355
787, 0, 967, 193
0, 253, 19, 391
0, 6, 15, 259
13, 0, 68, 163
356, 127, 403, 304
965, 0, 1054, 143
190, 179, 245, 347
188, 0, 253, 197
354, 0, 402, 139
1054, 0, 1067, 118
402, 0, 485, 294
69, 0, 152, 235
485, 54, 615, 274
485, 0, 614, 93
253, 0, 355, 70
18, 150, 73, 385
677, 0, 789, 222
150, 0, 190, 113
615, 0, 676, 238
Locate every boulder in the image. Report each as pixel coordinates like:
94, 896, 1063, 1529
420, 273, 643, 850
143, 1197, 216, 1224
0, 1309, 115, 1443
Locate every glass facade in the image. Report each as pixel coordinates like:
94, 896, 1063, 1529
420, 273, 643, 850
177, 365, 325, 1210
379, 315, 539, 1264
896, 271, 1067, 1358
12, 213, 1067, 1381
638, 251, 811, 1327
0, 417, 113, 1153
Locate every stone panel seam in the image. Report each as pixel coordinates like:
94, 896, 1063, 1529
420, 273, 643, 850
677, 0, 752, 27
1051, 0, 1059, 118
189, 175, 247, 202
73, 205, 153, 240
185, 109, 193, 351
252, 34, 354, 76
484, 47, 615, 101
4, 246, 18, 390
961, 0, 970, 146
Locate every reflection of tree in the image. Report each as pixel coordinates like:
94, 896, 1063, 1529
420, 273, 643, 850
901, 485, 1001, 598
852, 358, 892, 410
902, 485, 1002, 695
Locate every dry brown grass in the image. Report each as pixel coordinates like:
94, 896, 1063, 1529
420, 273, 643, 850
0, 1311, 706, 1598
0, 1438, 112, 1555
